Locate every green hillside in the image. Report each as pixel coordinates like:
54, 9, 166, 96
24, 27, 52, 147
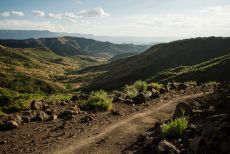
147, 53, 230, 83
77, 37, 230, 90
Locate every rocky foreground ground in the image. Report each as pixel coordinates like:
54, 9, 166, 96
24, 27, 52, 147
0, 83, 229, 154
123, 83, 230, 154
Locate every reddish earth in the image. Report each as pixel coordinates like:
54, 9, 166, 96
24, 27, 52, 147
0, 87, 210, 154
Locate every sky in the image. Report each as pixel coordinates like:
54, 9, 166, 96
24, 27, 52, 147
0, 0, 230, 37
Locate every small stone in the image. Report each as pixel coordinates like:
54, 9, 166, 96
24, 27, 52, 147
81, 116, 93, 123
30, 100, 43, 110
49, 114, 58, 121
0, 120, 19, 131
22, 116, 30, 123
34, 111, 49, 121
158, 140, 180, 154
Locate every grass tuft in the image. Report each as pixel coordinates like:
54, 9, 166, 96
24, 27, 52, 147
161, 116, 188, 138
86, 90, 113, 111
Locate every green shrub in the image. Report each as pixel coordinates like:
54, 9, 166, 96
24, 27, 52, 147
204, 81, 219, 87
133, 80, 148, 92
86, 90, 112, 111
43, 94, 71, 102
123, 85, 138, 98
148, 82, 163, 90
185, 81, 197, 87
161, 116, 188, 138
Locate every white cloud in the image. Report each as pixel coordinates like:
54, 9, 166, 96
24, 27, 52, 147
32, 10, 45, 17
45, 7, 110, 23
77, 7, 110, 17
0, 20, 65, 32
200, 5, 230, 15
11, 11, 24, 16
0, 11, 10, 17
47, 13, 62, 20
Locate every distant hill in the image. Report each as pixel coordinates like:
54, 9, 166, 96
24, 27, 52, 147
79, 37, 230, 90
0, 29, 172, 44
0, 37, 150, 57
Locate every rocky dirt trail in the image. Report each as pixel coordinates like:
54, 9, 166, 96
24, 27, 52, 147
50, 93, 205, 154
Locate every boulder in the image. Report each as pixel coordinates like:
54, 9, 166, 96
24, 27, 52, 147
133, 93, 148, 104
159, 87, 167, 94
173, 102, 192, 119
125, 99, 134, 104
58, 110, 76, 120
44, 108, 52, 115
22, 116, 30, 123
30, 100, 43, 110
0, 120, 19, 131
158, 140, 180, 154
150, 89, 160, 99
34, 111, 49, 121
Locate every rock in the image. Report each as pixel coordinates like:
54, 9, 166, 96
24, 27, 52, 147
10, 114, 22, 125
60, 101, 68, 106
30, 100, 43, 110
58, 110, 76, 120
44, 108, 52, 115
0, 120, 19, 131
69, 105, 81, 113
125, 99, 134, 104
178, 83, 188, 90
173, 102, 192, 119
70, 94, 88, 102
22, 116, 30, 123
111, 109, 123, 116
81, 116, 93, 123
133, 92, 153, 103
189, 137, 205, 153
150, 89, 160, 99
158, 140, 180, 154
117, 97, 126, 102
133, 93, 148, 104
49, 114, 58, 121
159, 87, 167, 94
42, 103, 49, 109
34, 111, 49, 121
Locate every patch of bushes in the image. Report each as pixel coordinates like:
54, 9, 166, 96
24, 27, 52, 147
161, 116, 188, 138
133, 80, 148, 92
0, 88, 44, 113
86, 90, 113, 111
148, 82, 163, 90
123, 85, 138, 98
203, 81, 219, 87
123, 80, 148, 98
185, 81, 197, 87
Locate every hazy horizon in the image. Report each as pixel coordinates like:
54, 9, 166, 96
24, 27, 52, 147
1, 0, 230, 38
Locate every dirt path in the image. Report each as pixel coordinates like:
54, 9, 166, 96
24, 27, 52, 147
50, 93, 205, 154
